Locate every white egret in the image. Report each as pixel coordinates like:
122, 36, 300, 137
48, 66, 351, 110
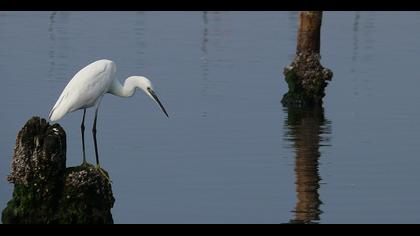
49, 59, 169, 171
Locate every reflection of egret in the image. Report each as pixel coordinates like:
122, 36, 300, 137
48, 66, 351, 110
284, 106, 331, 224
49, 59, 169, 171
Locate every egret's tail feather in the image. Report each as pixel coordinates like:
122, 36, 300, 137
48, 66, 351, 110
49, 106, 65, 121
49, 92, 68, 121
48, 107, 55, 121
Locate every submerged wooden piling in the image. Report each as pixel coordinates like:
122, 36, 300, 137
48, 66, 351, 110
282, 11, 333, 107
2, 117, 114, 224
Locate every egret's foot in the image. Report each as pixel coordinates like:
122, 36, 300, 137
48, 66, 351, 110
81, 160, 89, 167
96, 165, 112, 183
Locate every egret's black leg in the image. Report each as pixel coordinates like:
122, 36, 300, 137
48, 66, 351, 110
92, 106, 100, 167
92, 106, 111, 182
81, 109, 87, 165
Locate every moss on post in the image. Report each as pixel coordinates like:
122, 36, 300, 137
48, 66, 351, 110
2, 117, 114, 224
282, 11, 333, 107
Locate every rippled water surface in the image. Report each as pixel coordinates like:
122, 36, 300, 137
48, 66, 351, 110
1, 11, 420, 223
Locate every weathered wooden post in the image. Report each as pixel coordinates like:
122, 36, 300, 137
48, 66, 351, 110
282, 11, 333, 107
2, 117, 114, 224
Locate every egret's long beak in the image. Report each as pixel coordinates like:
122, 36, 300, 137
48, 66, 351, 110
147, 88, 169, 118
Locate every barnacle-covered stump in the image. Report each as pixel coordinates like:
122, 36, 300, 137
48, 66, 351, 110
2, 117, 114, 224
58, 164, 114, 224
282, 11, 333, 107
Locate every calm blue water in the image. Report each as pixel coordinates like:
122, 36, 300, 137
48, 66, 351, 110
1, 11, 420, 223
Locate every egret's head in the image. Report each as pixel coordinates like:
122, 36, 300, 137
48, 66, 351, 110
130, 76, 169, 118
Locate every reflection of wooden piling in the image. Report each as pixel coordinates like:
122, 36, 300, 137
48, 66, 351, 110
2, 117, 114, 224
282, 11, 333, 107
293, 107, 322, 223
285, 107, 329, 224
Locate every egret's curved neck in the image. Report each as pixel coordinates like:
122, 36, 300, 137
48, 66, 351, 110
108, 76, 147, 98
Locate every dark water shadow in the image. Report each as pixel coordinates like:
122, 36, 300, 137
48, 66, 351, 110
283, 106, 331, 224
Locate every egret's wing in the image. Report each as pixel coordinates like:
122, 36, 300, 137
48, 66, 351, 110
49, 60, 116, 121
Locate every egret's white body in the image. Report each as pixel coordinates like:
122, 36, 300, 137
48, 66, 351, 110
49, 59, 116, 121
50, 59, 167, 121
49, 59, 168, 168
